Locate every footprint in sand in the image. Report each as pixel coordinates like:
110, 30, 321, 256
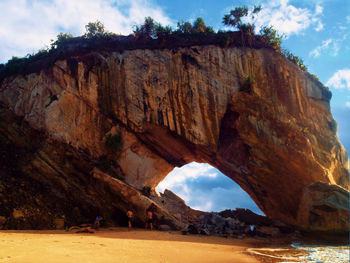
99, 244, 106, 247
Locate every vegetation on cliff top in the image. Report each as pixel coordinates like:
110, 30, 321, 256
0, 5, 319, 84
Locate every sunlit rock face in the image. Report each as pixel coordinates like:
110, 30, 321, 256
0, 46, 348, 232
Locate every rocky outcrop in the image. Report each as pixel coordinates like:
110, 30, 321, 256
297, 182, 349, 233
150, 189, 205, 225
0, 106, 183, 229
0, 45, 348, 232
185, 208, 294, 238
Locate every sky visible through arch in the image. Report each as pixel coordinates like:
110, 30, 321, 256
156, 162, 263, 214
0, 0, 349, 212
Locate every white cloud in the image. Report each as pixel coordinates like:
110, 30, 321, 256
347, 15, 350, 24
309, 38, 339, 58
192, 200, 213, 211
315, 4, 323, 15
315, 21, 324, 31
309, 30, 348, 58
157, 162, 218, 194
326, 69, 350, 90
345, 102, 350, 108
0, 0, 171, 62
156, 162, 263, 214
249, 0, 324, 36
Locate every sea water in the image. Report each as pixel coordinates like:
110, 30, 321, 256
247, 241, 349, 262
289, 243, 349, 263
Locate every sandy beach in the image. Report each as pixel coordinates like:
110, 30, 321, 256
0, 228, 267, 263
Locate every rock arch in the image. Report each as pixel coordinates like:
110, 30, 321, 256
0, 46, 348, 232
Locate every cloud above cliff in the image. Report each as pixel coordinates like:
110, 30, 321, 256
249, 0, 324, 36
157, 162, 218, 201
0, 0, 171, 62
326, 69, 350, 90
309, 38, 340, 58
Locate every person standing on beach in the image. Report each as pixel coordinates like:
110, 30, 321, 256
126, 210, 133, 231
145, 210, 153, 230
93, 215, 103, 230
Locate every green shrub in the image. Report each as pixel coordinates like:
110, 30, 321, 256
310, 74, 320, 81
176, 20, 193, 34
245, 75, 254, 85
259, 26, 284, 51
281, 49, 308, 71
0, 12, 322, 85
133, 17, 158, 39
217, 31, 231, 46
51, 32, 73, 49
240, 75, 254, 92
84, 21, 106, 38
192, 17, 207, 33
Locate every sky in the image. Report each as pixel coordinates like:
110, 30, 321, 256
0, 0, 349, 213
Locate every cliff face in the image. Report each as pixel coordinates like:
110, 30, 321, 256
0, 45, 348, 232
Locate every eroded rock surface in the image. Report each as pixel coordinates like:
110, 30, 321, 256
0, 45, 348, 232
297, 182, 349, 233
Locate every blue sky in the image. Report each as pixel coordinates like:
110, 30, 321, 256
0, 0, 349, 213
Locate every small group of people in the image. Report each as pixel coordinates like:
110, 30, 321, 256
91, 209, 154, 231
126, 209, 153, 231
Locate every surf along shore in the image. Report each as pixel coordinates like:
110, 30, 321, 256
0, 228, 306, 263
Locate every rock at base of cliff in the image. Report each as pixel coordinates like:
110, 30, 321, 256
54, 218, 65, 229
297, 182, 349, 233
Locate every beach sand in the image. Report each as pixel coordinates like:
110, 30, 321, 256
0, 228, 271, 263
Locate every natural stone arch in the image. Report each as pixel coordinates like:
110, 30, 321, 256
101, 46, 349, 232
0, 45, 348, 232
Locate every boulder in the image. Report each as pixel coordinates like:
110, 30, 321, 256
54, 218, 65, 229
297, 182, 349, 233
200, 226, 210, 235
256, 226, 281, 237
12, 209, 24, 219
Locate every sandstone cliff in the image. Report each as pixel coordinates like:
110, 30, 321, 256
0, 45, 348, 233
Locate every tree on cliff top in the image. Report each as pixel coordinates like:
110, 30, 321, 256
222, 5, 261, 46
51, 32, 73, 49
0, 8, 310, 81
133, 16, 214, 39
84, 20, 106, 38
176, 17, 214, 34
133, 17, 173, 39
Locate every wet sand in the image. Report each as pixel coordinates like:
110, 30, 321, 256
0, 228, 267, 263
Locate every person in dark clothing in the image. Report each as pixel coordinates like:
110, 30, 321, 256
145, 210, 153, 230
93, 216, 103, 230
126, 210, 133, 231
